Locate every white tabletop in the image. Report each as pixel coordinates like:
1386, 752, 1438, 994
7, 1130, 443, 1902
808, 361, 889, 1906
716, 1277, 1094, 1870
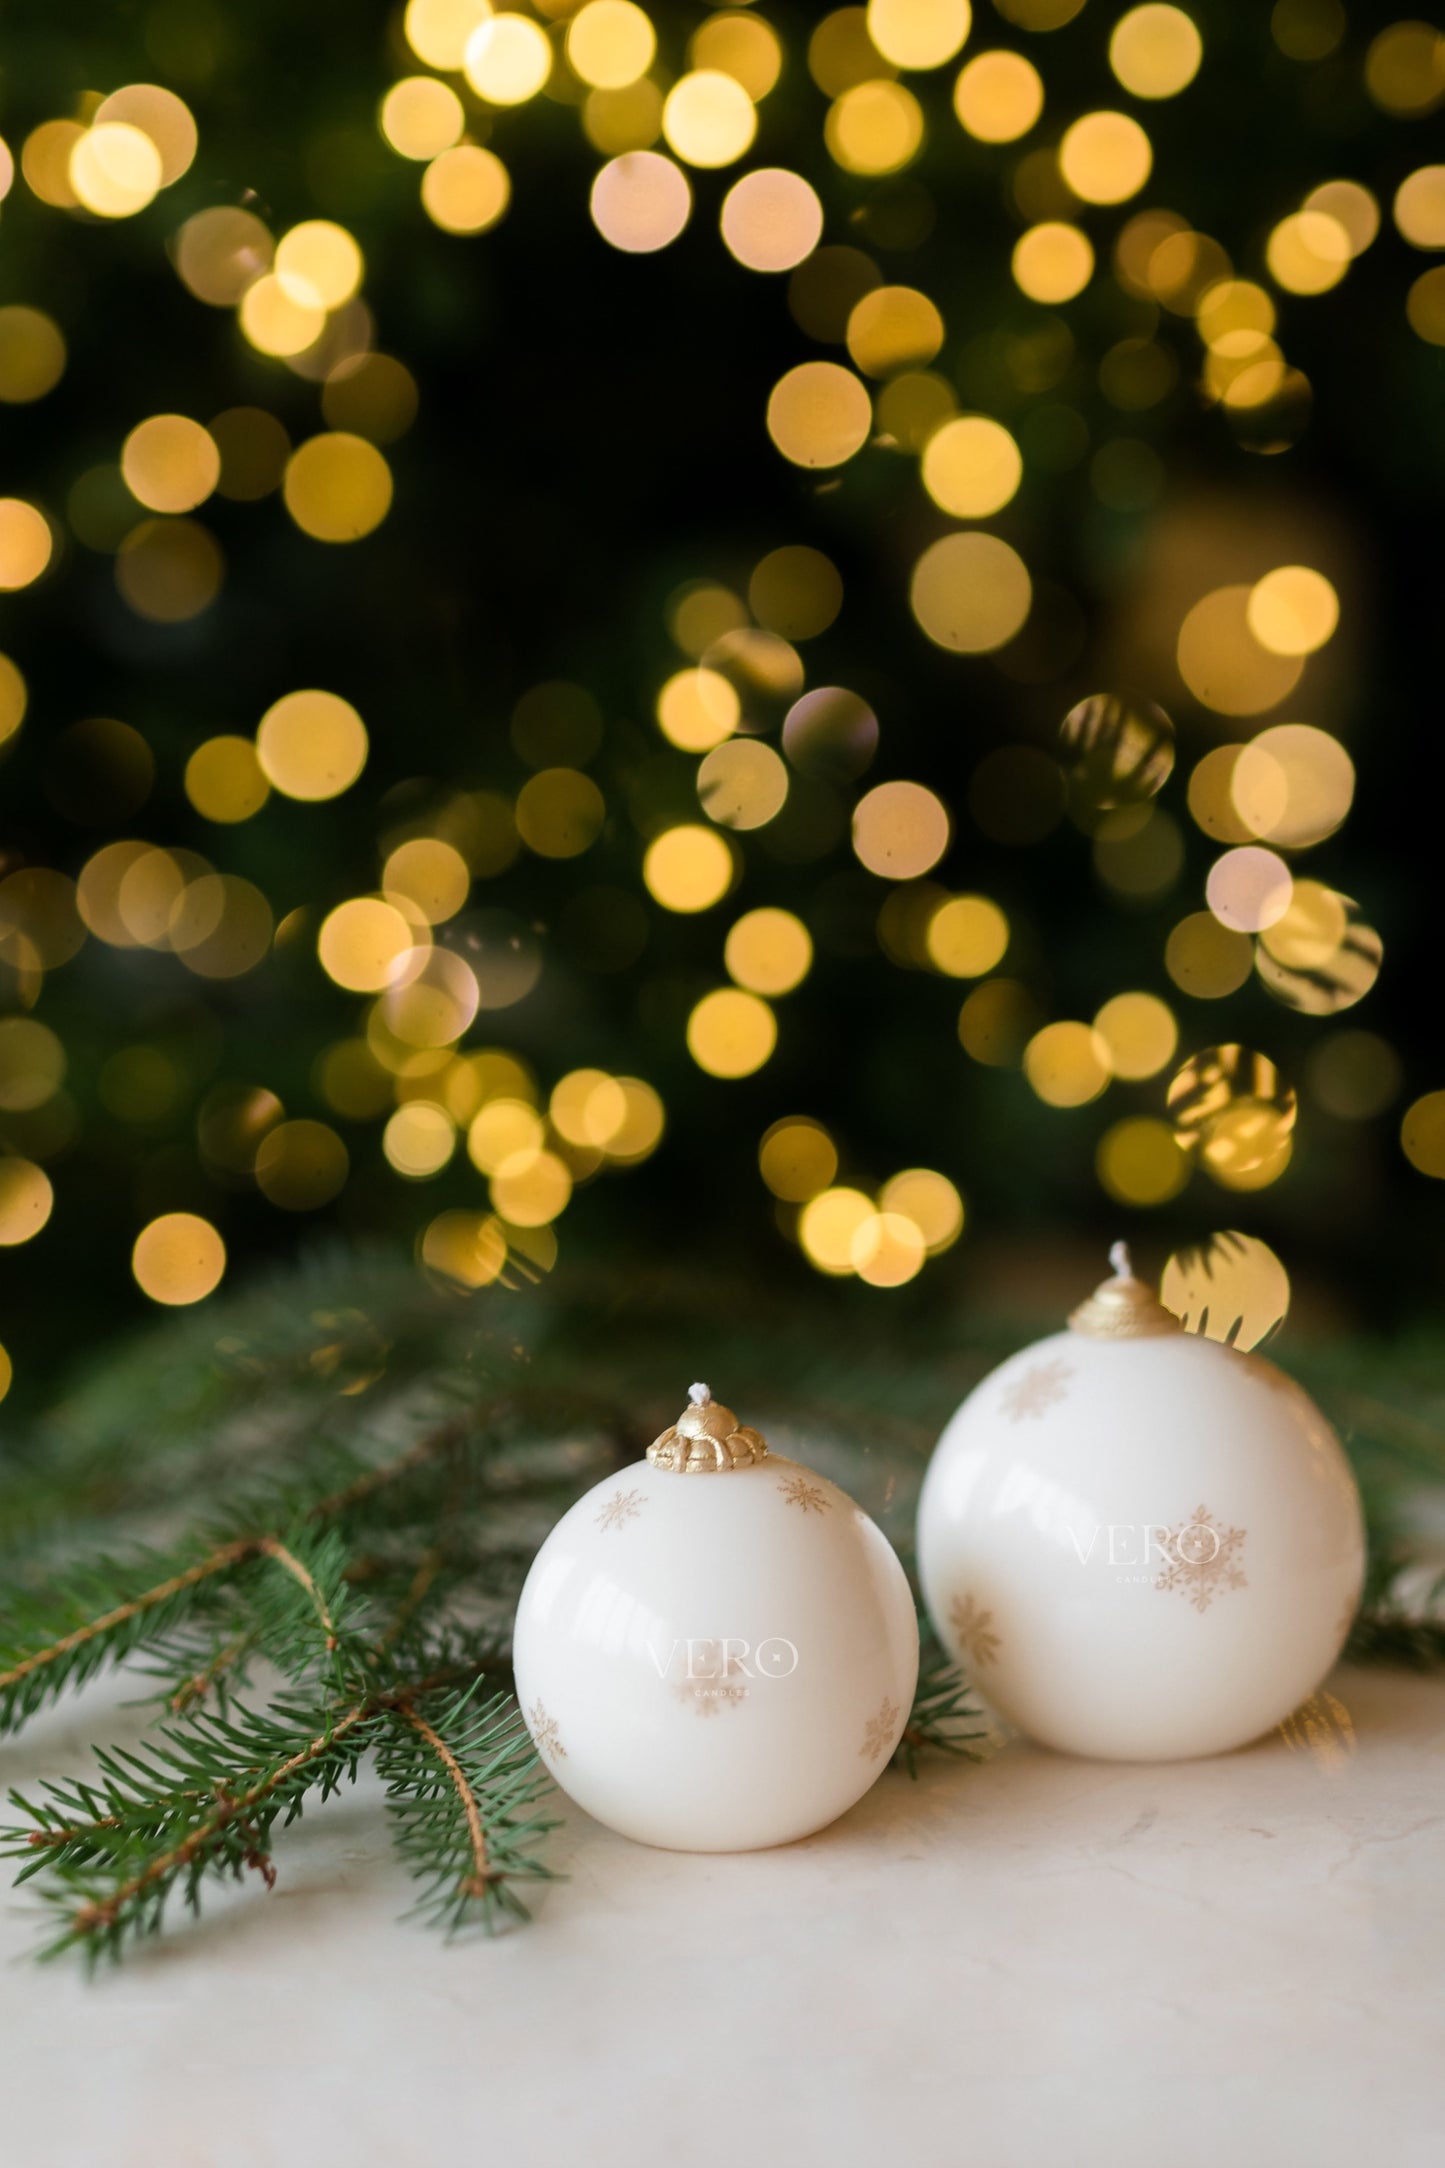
4, 1662, 1443, 2168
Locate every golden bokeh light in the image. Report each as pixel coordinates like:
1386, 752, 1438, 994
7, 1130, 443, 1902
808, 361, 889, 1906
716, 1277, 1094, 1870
490, 1147, 573, 1226
825, 80, 925, 175
809, 11, 892, 98
1165, 910, 1254, 999
94, 83, 197, 184
952, 50, 1043, 140
1266, 211, 1349, 295
464, 13, 554, 103
240, 273, 325, 359
1109, 5, 1202, 96
0, 652, 25, 746
380, 76, 466, 160
656, 666, 739, 751
1251, 723, 1355, 847
70, 122, 163, 218
275, 221, 363, 311
421, 1209, 509, 1287
687, 986, 777, 1076
846, 285, 944, 376
515, 768, 607, 857
1012, 221, 1094, 303
1023, 1020, 1111, 1107
1176, 586, 1303, 715
186, 737, 271, 824
383, 1100, 458, 1179
1162, 1230, 1291, 1350
750, 547, 843, 640
0, 1157, 53, 1246
697, 739, 789, 830
851, 1210, 926, 1287
690, 12, 784, 98
1061, 692, 1175, 810
760, 1116, 838, 1202
258, 689, 368, 801
1303, 179, 1378, 257
642, 824, 734, 911
721, 169, 824, 274
467, 1097, 544, 1175
1094, 990, 1178, 1079
725, 907, 813, 994
568, 0, 657, 86
799, 1184, 874, 1273
131, 1213, 226, 1304
853, 780, 950, 878
1096, 1116, 1189, 1204
256, 1120, 350, 1210
0, 1345, 10, 1402
176, 207, 273, 307
583, 81, 665, 154
1365, 22, 1445, 116
0, 500, 53, 591
0, 306, 67, 404
878, 1166, 963, 1252
662, 70, 757, 168
1247, 565, 1339, 656
1059, 112, 1153, 204
406, 0, 490, 68
767, 360, 873, 467
866, 0, 972, 69
910, 532, 1032, 652
283, 434, 393, 543
422, 146, 512, 234
925, 894, 1008, 977
209, 408, 291, 500
120, 414, 220, 514
591, 151, 692, 251
783, 686, 879, 782
1168, 1045, 1296, 1191
0, 1017, 62, 1115
318, 897, 414, 992
115, 519, 222, 623
1407, 266, 1445, 345
1394, 166, 1445, 249
383, 838, 472, 923
920, 415, 1022, 517
958, 978, 1043, 1065
1402, 1092, 1445, 1179
21, 121, 86, 209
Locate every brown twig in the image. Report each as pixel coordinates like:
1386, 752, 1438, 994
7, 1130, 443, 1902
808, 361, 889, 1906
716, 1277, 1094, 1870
169, 1636, 253, 1715
0, 1540, 259, 1697
396, 1702, 495, 1897
258, 1537, 339, 1651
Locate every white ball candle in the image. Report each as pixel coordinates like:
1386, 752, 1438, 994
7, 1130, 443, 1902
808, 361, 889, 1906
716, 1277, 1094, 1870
514, 1385, 919, 1850
917, 1246, 1366, 1761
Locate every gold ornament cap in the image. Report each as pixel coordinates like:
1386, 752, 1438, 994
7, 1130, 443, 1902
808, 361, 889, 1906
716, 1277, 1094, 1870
1068, 1243, 1184, 1341
647, 1384, 769, 1473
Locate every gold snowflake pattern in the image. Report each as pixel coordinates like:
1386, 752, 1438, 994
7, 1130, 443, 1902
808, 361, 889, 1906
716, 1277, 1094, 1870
529, 1700, 565, 1761
595, 1487, 645, 1533
949, 1593, 1001, 1668
1154, 1503, 1247, 1613
859, 1696, 900, 1762
777, 1473, 831, 1514
671, 1641, 749, 1717
1001, 1358, 1073, 1422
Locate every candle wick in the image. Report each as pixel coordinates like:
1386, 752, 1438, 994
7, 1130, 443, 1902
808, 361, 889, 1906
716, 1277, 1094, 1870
688, 1382, 711, 1406
1108, 1240, 1133, 1280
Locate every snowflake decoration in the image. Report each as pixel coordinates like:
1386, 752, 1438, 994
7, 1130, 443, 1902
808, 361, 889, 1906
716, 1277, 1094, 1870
949, 1592, 1000, 1669
529, 1700, 565, 1761
1154, 1503, 1247, 1613
859, 1696, 900, 1762
1001, 1358, 1073, 1423
671, 1640, 749, 1717
595, 1487, 645, 1533
777, 1473, 831, 1514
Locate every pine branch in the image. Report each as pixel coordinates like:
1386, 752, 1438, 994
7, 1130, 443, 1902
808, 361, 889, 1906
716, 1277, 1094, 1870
376, 1683, 557, 1937
893, 1646, 992, 1778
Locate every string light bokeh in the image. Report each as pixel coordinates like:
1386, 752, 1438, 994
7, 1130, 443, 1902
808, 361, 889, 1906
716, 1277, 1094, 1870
2, 0, 1443, 1397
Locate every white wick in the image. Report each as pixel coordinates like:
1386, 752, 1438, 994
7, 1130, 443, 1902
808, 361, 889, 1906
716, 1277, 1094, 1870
1109, 1241, 1133, 1280
689, 1382, 712, 1406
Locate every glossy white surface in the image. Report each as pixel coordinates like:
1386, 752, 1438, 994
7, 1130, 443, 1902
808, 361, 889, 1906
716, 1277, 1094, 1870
3, 1662, 1441, 2166
513, 1454, 919, 1850
918, 1329, 1366, 1760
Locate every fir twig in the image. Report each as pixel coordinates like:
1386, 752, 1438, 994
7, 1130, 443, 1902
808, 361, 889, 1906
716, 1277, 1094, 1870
894, 1646, 992, 1778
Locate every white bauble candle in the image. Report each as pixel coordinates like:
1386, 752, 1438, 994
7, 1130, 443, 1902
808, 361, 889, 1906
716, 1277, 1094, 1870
917, 1247, 1365, 1762
514, 1385, 919, 1851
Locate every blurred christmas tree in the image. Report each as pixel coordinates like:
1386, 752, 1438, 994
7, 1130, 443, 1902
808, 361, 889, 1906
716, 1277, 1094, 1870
2, 0, 1444, 1405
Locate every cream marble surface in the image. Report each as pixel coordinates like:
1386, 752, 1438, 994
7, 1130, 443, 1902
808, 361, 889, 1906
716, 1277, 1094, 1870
3, 1663, 1443, 2168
